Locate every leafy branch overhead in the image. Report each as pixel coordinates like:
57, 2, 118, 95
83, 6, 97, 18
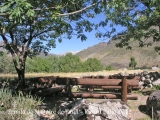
95, 0, 160, 53
0, 0, 105, 55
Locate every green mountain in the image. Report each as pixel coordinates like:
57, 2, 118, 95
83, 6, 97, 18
76, 40, 160, 69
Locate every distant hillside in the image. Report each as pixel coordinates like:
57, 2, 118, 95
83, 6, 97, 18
76, 40, 160, 69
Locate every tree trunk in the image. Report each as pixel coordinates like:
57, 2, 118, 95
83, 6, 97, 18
17, 68, 25, 89
14, 54, 27, 89
1, 34, 28, 89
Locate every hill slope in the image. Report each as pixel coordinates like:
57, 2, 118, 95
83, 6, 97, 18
76, 40, 160, 69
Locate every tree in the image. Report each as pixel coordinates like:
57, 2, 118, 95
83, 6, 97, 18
96, 1, 160, 51
129, 57, 137, 69
25, 55, 60, 73
29, 56, 51, 73
59, 53, 82, 72
0, 0, 105, 88
45, 56, 59, 73
106, 65, 114, 71
84, 58, 104, 72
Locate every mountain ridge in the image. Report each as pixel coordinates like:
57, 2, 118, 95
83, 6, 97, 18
76, 40, 160, 69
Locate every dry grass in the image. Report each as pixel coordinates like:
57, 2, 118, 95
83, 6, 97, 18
0, 70, 147, 78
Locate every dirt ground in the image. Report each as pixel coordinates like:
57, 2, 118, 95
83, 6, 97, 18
127, 93, 151, 120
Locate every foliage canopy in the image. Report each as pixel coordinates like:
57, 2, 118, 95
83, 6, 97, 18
96, 0, 160, 53
0, 53, 104, 73
0, 0, 104, 87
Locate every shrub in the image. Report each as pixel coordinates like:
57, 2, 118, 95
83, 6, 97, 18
106, 65, 114, 71
129, 57, 137, 69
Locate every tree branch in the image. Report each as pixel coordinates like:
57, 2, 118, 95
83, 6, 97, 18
8, 28, 21, 56
58, 1, 101, 16
9, 30, 15, 44
1, 34, 20, 70
25, 21, 34, 48
32, 27, 55, 39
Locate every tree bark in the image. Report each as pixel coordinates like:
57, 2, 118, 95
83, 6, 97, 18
16, 68, 25, 89
15, 54, 27, 89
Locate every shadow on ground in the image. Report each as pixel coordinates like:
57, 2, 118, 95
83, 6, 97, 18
138, 105, 151, 119
141, 91, 153, 96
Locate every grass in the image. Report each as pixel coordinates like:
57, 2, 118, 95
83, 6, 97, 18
0, 88, 43, 120
0, 69, 146, 79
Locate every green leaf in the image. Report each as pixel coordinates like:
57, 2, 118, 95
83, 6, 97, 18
0, 52, 3, 56
58, 38, 62, 43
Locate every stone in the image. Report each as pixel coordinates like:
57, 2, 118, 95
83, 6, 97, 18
144, 79, 151, 84
140, 86, 144, 89
154, 110, 160, 120
150, 77, 154, 81
72, 85, 79, 91
153, 79, 160, 85
145, 75, 150, 79
152, 67, 160, 71
147, 84, 152, 88
146, 90, 160, 112
119, 72, 125, 76
57, 99, 130, 120
137, 72, 142, 76
146, 90, 160, 119
139, 81, 144, 86
143, 71, 148, 75
141, 76, 146, 81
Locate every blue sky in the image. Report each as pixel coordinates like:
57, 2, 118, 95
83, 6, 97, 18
51, 13, 124, 54
52, 29, 108, 54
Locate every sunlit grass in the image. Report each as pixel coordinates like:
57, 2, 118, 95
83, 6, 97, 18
0, 69, 146, 79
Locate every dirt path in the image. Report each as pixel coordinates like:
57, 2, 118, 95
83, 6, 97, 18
127, 93, 151, 120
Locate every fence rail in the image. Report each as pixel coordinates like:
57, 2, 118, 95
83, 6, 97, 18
55, 76, 140, 103
28, 75, 141, 103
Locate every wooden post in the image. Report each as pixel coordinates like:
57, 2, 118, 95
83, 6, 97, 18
88, 86, 94, 92
66, 78, 73, 101
121, 77, 127, 103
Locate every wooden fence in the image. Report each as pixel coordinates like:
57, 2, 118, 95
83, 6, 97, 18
55, 75, 140, 103
26, 75, 141, 103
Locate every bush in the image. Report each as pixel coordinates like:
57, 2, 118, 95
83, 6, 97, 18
0, 88, 43, 120
129, 57, 137, 69
106, 65, 114, 71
